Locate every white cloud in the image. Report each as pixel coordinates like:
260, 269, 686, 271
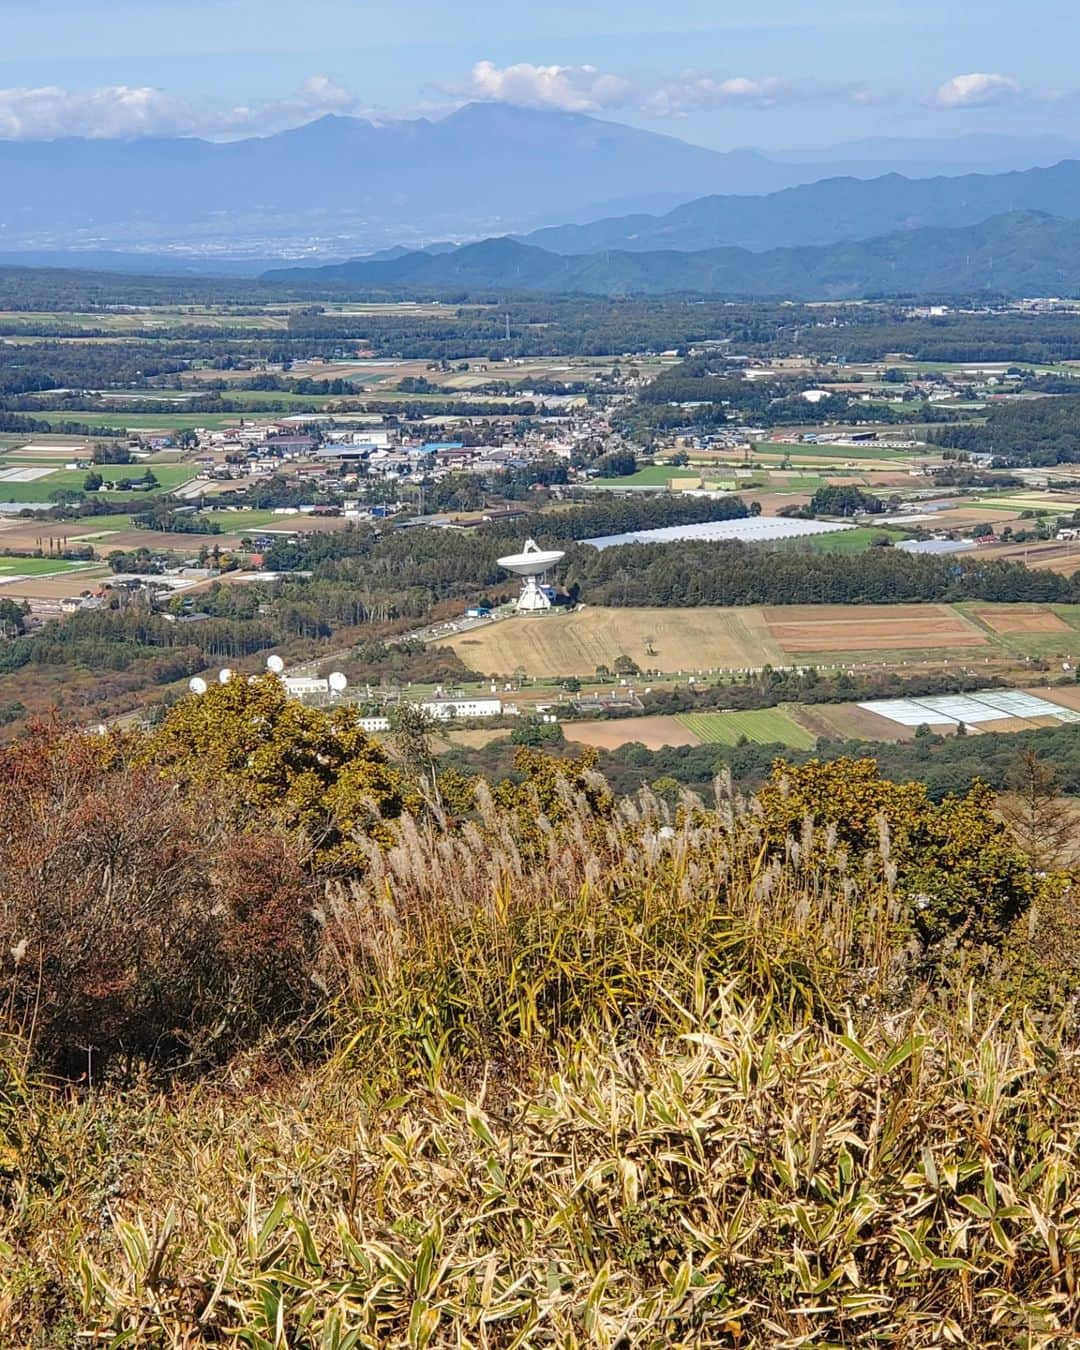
465, 60, 631, 113
934, 72, 1021, 109
642, 74, 829, 116
0, 76, 377, 141
461, 60, 847, 117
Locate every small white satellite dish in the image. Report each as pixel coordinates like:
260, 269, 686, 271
266, 655, 285, 675
328, 671, 348, 693
189, 676, 208, 696
219, 667, 234, 684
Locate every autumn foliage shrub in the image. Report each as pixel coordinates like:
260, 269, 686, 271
0, 723, 323, 1074
141, 674, 410, 871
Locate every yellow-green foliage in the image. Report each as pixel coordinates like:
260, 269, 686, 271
4, 998, 1079, 1345
758, 757, 1037, 946
142, 675, 410, 868
2, 736, 1079, 1344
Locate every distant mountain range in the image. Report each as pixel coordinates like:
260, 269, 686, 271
266, 212, 1080, 299
516, 160, 1080, 255
4, 105, 1080, 260
0, 104, 835, 255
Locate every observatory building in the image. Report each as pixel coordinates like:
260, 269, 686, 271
497, 538, 565, 614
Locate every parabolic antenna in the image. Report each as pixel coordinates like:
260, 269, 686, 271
328, 671, 348, 693
496, 538, 566, 614
189, 676, 208, 696
266, 654, 285, 675
218, 667, 234, 684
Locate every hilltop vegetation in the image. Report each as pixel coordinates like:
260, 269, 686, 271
520, 158, 1080, 255
1, 683, 1079, 1344
938, 392, 1080, 465
269, 212, 1080, 300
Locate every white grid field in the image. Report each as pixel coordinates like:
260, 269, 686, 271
585, 518, 855, 550
859, 690, 1080, 728
0, 467, 56, 482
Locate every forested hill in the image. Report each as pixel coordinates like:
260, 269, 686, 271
266, 212, 1080, 299
518, 158, 1080, 255
937, 392, 1080, 465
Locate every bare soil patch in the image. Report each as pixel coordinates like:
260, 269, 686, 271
563, 716, 702, 751
796, 702, 919, 742
975, 608, 1070, 635
1027, 684, 1080, 712
769, 617, 985, 653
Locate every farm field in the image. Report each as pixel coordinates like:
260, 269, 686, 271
760, 603, 988, 656
563, 715, 702, 751
676, 708, 817, 749
446, 607, 783, 678
755, 441, 912, 462
0, 568, 109, 603
789, 527, 912, 553
32, 412, 246, 432
443, 603, 1080, 678
4, 443, 94, 461
958, 603, 1080, 660
990, 540, 1080, 574
0, 461, 198, 502
792, 701, 922, 743
600, 465, 701, 488
198, 509, 287, 530
0, 556, 93, 577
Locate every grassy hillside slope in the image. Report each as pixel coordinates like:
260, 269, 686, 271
1, 692, 1078, 1345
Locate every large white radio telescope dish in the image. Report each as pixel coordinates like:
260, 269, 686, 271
266, 654, 285, 675
496, 538, 565, 614
189, 676, 208, 696
328, 671, 348, 693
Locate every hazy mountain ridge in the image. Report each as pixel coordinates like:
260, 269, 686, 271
266, 211, 1080, 299
517, 159, 1080, 255
0, 104, 835, 253
4, 106, 1080, 259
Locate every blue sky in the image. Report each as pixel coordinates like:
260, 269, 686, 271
2, 0, 1079, 147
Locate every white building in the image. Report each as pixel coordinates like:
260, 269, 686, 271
284, 676, 333, 698
420, 696, 503, 721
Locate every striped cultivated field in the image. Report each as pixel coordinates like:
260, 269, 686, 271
676, 709, 817, 749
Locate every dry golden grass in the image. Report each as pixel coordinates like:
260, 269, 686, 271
2, 758, 1079, 1345
444, 604, 1026, 678
445, 607, 783, 677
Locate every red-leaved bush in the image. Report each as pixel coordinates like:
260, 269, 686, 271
0, 723, 321, 1076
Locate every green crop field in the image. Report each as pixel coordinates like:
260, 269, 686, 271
600, 465, 688, 487
676, 708, 817, 749
756, 441, 909, 462
794, 527, 912, 554
35, 412, 246, 432
0, 462, 198, 502
50, 514, 135, 534
765, 475, 830, 490
0, 556, 94, 576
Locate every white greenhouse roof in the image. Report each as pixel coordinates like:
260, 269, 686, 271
859, 690, 1080, 729
584, 517, 855, 550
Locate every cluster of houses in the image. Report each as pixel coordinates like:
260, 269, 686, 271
182, 415, 598, 500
